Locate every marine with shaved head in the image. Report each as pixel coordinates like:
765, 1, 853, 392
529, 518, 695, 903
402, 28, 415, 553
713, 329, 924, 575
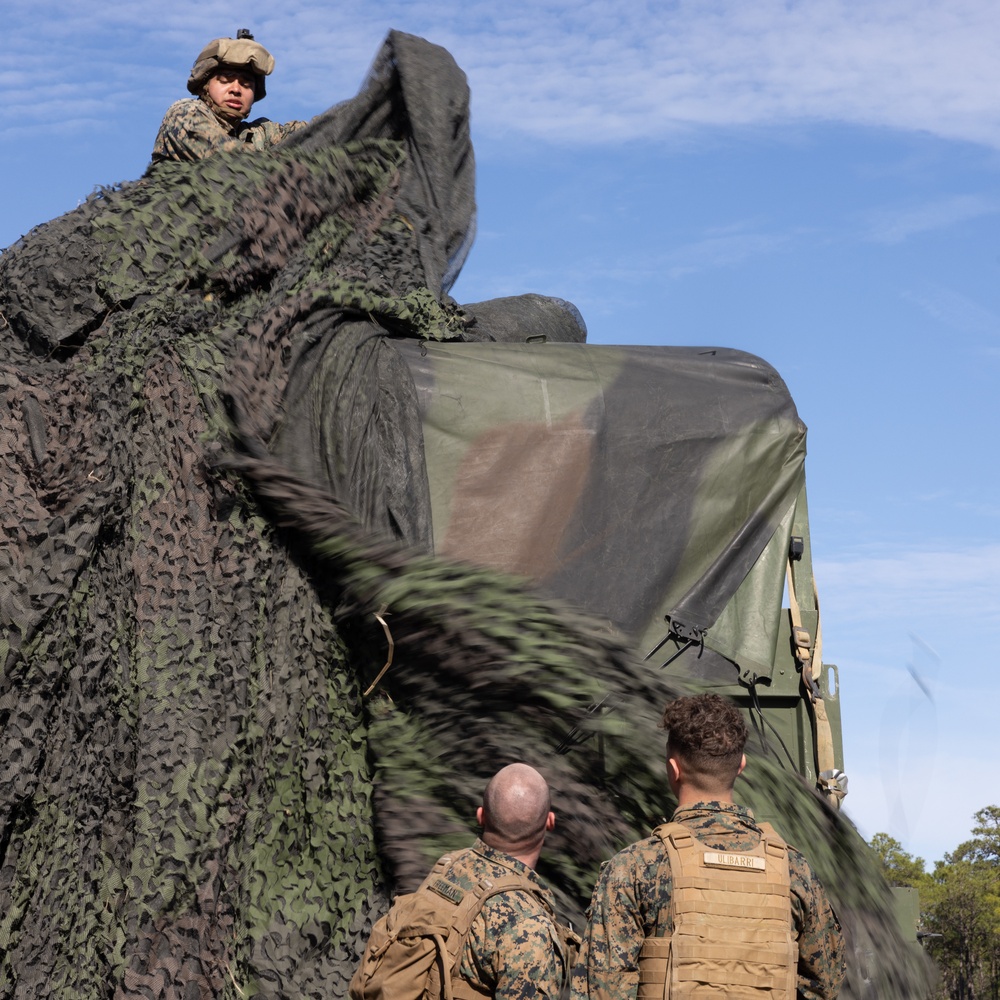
431, 763, 573, 1000
478, 763, 554, 863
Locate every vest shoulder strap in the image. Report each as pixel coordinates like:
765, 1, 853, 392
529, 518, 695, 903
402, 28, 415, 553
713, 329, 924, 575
435, 854, 558, 1000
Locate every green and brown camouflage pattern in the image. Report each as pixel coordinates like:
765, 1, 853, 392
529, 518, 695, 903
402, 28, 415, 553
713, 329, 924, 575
0, 28, 929, 1000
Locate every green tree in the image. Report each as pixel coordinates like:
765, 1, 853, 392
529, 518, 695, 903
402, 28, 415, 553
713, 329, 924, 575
922, 807, 1000, 1000
869, 832, 929, 888
962, 805, 1000, 862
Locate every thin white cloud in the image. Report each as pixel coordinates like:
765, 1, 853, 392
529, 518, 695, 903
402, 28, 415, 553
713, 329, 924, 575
459, 219, 795, 306
866, 195, 1000, 244
818, 541, 1000, 628
5, 0, 1000, 148
841, 745, 989, 864
478, 193, 1000, 299
957, 499, 1000, 517
836, 632, 998, 864
661, 228, 792, 279
900, 283, 1000, 334
437, 0, 1000, 146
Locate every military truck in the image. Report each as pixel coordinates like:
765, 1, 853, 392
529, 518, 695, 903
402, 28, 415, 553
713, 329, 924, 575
381, 333, 844, 808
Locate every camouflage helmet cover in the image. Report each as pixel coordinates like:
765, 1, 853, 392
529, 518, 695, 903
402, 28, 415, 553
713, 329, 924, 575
187, 33, 275, 102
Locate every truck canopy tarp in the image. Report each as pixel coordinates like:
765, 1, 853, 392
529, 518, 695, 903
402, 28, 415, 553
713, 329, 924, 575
392, 340, 805, 654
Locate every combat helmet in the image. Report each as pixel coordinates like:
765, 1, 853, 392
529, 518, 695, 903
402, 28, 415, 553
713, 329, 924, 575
187, 29, 275, 102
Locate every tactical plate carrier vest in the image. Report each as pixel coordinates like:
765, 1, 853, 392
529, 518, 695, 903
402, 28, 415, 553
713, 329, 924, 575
637, 822, 797, 1000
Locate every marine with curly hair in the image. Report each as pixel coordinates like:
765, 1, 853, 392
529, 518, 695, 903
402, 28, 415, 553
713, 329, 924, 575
150, 29, 307, 166
573, 693, 845, 1000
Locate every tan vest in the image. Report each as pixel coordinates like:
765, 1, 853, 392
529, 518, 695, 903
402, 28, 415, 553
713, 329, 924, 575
440, 854, 553, 1000
637, 822, 797, 1000
427, 850, 570, 1000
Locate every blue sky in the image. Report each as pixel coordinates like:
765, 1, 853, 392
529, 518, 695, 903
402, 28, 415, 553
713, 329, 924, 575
4, 0, 998, 868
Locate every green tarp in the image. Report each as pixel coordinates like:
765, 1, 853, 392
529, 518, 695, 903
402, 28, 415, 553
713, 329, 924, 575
392, 341, 805, 654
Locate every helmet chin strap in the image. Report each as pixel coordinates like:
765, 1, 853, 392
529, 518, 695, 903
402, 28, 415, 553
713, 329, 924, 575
200, 89, 248, 126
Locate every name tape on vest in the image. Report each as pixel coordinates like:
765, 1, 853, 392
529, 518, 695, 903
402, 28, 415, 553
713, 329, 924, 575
426, 878, 465, 904
702, 851, 767, 871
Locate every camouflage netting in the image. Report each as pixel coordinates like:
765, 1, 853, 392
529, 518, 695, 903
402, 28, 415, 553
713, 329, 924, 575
0, 28, 930, 1000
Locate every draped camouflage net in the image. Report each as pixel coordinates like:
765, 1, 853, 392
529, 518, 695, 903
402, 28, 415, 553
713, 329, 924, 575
0, 29, 931, 1000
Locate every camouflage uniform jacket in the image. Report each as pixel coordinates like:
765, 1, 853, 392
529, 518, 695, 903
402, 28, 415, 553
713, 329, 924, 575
150, 97, 308, 165
442, 839, 569, 1000
572, 802, 845, 1000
